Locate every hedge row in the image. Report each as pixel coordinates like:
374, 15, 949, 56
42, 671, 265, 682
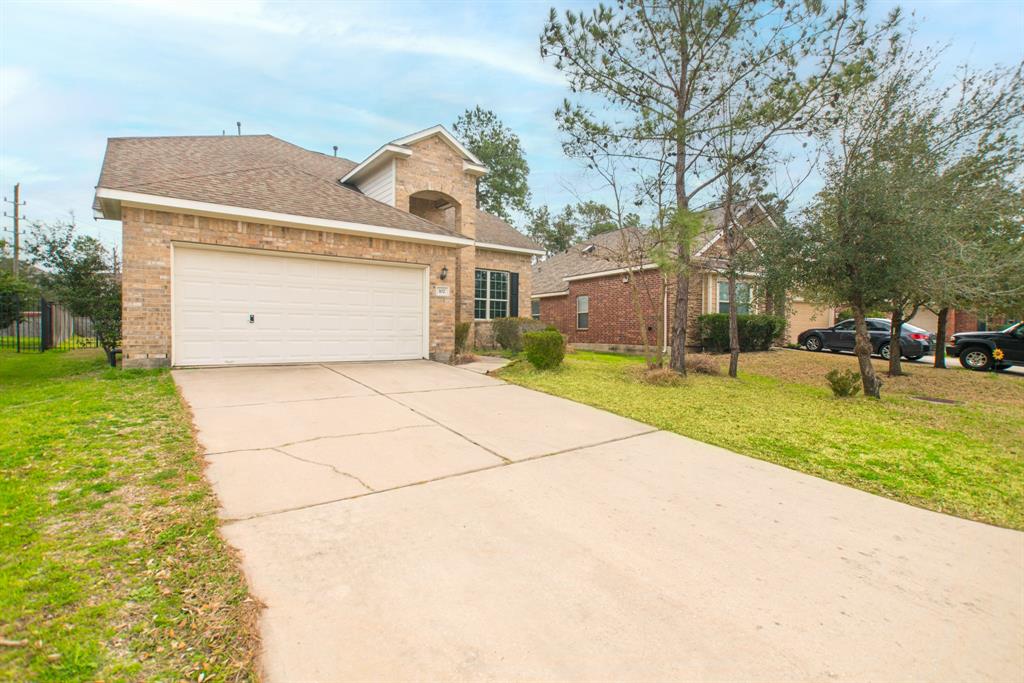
697, 313, 785, 352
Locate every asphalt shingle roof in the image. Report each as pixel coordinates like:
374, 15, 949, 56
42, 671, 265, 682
474, 211, 542, 251
531, 207, 731, 295
96, 135, 458, 238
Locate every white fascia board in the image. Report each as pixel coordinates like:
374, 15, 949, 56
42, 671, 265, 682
95, 188, 474, 248
391, 124, 484, 166
562, 262, 660, 282
463, 161, 489, 177
532, 291, 569, 299
475, 241, 545, 256
693, 230, 723, 257
340, 144, 412, 184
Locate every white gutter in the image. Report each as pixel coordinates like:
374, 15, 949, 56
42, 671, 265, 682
475, 241, 545, 256
563, 262, 660, 282
531, 291, 568, 299
95, 188, 474, 248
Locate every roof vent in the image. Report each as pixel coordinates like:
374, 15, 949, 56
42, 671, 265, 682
581, 244, 596, 255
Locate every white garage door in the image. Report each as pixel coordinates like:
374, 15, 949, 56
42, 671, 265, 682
173, 246, 426, 366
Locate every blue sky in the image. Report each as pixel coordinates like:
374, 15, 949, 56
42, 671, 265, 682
1, 0, 1022, 250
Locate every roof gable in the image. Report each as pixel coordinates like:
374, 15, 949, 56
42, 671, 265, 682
390, 125, 484, 166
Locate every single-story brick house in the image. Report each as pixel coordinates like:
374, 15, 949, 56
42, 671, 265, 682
93, 126, 543, 368
531, 205, 767, 352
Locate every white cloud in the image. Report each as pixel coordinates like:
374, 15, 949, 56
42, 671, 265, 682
100, 0, 305, 35
329, 22, 565, 87
0, 66, 33, 109
0, 156, 60, 184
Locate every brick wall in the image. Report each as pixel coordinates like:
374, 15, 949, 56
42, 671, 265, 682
536, 269, 708, 349
394, 135, 479, 329
472, 248, 533, 349
120, 206, 459, 368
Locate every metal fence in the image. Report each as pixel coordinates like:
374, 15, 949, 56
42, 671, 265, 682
0, 294, 99, 353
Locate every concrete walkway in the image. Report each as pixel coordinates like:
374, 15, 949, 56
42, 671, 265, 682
174, 361, 1023, 682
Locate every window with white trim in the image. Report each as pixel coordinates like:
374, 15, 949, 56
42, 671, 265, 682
718, 281, 751, 315
576, 295, 589, 329
475, 269, 509, 320
531, 299, 541, 320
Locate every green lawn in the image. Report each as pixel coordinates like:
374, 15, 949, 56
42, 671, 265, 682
499, 350, 1024, 529
0, 350, 258, 681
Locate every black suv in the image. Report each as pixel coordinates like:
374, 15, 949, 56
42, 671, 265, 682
797, 318, 936, 360
947, 322, 1024, 371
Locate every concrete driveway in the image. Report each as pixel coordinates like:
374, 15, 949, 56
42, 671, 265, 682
174, 361, 1024, 682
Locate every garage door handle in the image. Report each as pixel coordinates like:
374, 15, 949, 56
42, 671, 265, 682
249, 314, 255, 324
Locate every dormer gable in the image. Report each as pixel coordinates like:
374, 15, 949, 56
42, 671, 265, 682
341, 125, 487, 211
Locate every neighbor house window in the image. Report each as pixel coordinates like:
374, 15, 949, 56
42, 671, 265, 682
718, 281, 751, 315
475, 269, 509, 320
531, 299, 541, 320
577, 295, 589, 329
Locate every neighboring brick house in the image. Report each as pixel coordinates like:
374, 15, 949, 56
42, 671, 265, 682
93, 125, 543, 368
531, 206, 765, 352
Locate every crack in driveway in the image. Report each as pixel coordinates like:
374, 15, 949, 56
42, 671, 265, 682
270, 447, 375, 492
321, 364, 513, 465
204, 423, 435, 456
221, 428, 660, 524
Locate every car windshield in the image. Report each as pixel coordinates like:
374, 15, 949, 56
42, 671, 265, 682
902, 323, 929, 334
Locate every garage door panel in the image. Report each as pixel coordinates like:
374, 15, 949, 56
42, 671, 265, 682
173, 247, 425, 366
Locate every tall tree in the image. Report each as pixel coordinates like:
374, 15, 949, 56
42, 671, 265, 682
541, 0, 894, 373
452, 107, 531, 222
527, 201, 640, 255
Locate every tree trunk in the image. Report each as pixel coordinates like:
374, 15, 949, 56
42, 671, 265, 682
888, 309, 904, 377
852, 303, 881, 398
669, 266, 690, 373
934, 307, 949, 369
728, 273, 739, 378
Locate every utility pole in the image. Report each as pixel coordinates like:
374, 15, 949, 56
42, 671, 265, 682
3, 183, 25, 276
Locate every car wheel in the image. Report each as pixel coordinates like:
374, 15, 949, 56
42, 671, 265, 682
804, 335, 823, 352
878, 342, 891, 360
959, 347, 992, 371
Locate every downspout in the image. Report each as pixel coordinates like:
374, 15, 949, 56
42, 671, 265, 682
663, 279, 669, 355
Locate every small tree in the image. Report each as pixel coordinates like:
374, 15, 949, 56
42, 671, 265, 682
26, 218, 122, 355
453, 107, 532, 222
0, 271, 31, 329
799, 44, 1023, 395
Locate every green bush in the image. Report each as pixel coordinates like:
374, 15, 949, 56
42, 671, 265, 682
825, 368, 861, 397
490, 317, 546, 352
523, 329, 565, 370
697, 313, 786, 352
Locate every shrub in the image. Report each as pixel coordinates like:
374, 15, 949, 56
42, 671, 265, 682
697, 313, 786, 353
523, 329, 565, 370
452, 321, 471, 362
490, 317, 545, 353
636, 366, 684, 386
685, 353, 721, 375
825, 368, 861, 397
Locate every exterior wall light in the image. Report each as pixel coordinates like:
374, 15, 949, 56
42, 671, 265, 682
440, 266, 449, 280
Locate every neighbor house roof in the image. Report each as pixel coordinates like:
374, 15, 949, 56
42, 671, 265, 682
475, 211, 544, 254
94, 135, 467, 242
531, 206, 737, 296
